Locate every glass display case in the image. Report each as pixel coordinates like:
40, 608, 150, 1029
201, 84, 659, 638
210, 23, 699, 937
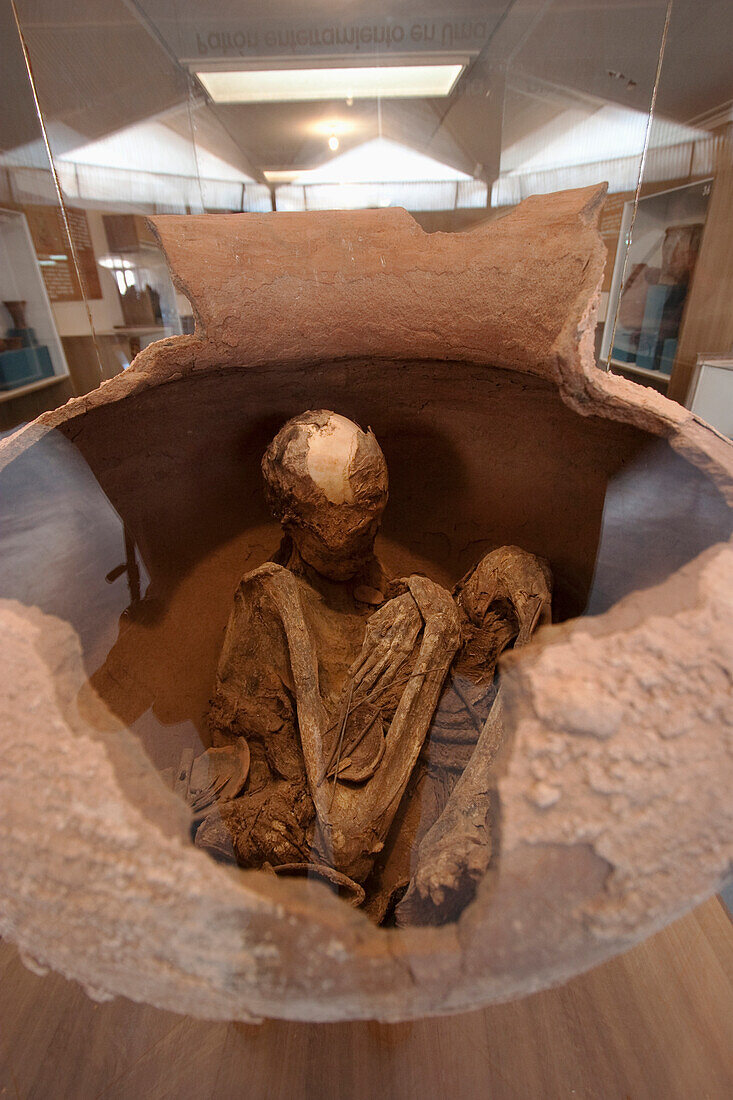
0, 206, 69, 398
600, 178, 712, 385
100, 213, 185, 355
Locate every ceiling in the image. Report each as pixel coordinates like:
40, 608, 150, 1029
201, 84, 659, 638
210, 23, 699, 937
2, 0, 732, 194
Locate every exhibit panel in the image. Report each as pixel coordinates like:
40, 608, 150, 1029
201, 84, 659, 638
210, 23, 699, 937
1, 1, 732, 1092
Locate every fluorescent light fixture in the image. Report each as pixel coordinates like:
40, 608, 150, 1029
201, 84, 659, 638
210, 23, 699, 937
308, 118, 355, 138
196, 64, 464, 104
263, 169, 303, 183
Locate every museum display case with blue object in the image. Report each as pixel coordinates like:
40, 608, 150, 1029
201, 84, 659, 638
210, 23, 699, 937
600, 179, 711, 385
0, 300, 55, 391
0, 209, 69, 400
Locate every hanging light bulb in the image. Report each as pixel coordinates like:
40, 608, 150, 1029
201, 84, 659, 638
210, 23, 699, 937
328, 134, 340, 152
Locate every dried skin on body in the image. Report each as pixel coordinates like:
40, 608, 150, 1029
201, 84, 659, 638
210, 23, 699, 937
192, 412, 552, 923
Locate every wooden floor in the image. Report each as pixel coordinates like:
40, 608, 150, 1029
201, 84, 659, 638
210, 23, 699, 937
1, 897, 732, 1100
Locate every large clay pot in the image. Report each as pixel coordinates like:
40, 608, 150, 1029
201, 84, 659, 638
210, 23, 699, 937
0, 185, 731, 1022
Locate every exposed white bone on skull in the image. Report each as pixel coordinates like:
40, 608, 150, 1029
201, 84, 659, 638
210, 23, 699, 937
302, 413, 360, 504
261, 409, 388, 580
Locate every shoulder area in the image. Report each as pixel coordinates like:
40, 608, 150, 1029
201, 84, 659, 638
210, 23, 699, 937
234, 562, 302, 596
